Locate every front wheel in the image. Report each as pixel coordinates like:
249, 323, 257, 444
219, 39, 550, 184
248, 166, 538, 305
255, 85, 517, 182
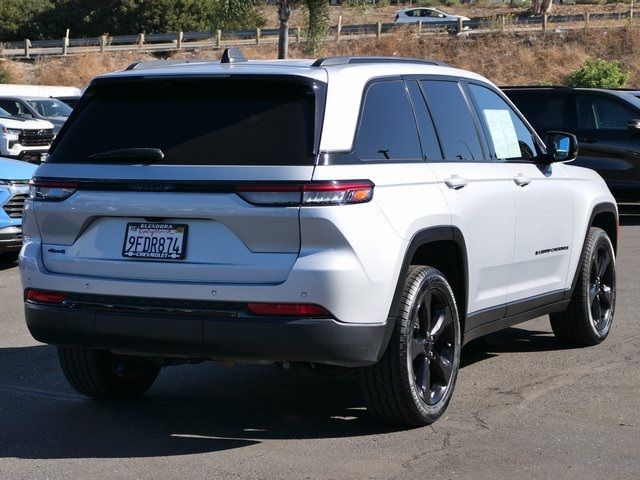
58, 347, 161, 399
550, 227, 616, 346
359, 266, 461, 426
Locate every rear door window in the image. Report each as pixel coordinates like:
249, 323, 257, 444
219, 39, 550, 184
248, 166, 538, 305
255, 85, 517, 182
354, 80, 422, 161
576, 95, 636, 130
49, 77, 320, 166
420, 80, 485, 162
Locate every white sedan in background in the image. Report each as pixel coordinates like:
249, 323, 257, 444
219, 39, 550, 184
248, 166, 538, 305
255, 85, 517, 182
394, 7, 470, 26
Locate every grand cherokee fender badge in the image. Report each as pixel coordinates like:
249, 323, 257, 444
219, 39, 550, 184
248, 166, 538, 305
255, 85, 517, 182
535, 245, 569, 256
47, 248, 66, 254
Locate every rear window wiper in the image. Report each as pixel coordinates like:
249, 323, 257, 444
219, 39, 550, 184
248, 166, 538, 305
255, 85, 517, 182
88, 148, 164, 163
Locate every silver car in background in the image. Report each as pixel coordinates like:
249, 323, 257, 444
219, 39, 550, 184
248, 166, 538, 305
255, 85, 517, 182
394, 7, 470, 25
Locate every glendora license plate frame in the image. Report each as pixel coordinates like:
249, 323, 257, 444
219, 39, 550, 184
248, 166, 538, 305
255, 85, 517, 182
121, 223, 188, 260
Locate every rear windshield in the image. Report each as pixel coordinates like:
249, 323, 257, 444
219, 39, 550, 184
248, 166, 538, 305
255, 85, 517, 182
49, 77, 321, 166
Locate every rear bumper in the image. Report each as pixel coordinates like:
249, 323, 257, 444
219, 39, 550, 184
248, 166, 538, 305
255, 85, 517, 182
0, 226, 22, 252
24, 300, 389, 367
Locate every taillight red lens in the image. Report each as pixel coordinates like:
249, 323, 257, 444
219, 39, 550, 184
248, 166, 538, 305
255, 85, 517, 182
302, 181, 373, 205
29, 179, 78, 201
247, 303, 329, 316
235, 184, 302, 206
236, 181, 373, 207
25, 289, 68, 305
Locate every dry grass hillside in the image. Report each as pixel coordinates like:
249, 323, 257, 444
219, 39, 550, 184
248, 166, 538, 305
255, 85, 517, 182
4, 25, 638, 89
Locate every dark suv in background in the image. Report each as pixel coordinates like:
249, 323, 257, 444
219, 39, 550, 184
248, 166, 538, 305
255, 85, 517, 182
503, 87, 640, 206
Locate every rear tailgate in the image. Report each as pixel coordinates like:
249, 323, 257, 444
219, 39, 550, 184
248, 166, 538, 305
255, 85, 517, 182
31, 74, 325, 284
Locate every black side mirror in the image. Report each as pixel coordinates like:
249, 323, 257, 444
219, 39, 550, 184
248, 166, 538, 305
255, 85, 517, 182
544, 131, 578, 163
628, 119, 640, 135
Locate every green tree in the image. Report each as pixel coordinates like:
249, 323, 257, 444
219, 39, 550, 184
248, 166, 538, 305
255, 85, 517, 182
7, 0, 265, 40
0, 0, 52, 41
565, 58, 630, 89
211, 0, 265, 32
45, 0, 217, 36
276, 0, 330, 58
304, 0, 329, 55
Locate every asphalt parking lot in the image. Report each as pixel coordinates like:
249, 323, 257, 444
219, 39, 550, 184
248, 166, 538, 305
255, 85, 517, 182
1, 218, 639, 480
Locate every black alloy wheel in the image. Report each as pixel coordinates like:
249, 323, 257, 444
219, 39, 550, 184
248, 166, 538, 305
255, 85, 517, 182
588, 242, 615, 333
550, 227, 616, 346
409, 287, 456, 407
359, 266, 461, 426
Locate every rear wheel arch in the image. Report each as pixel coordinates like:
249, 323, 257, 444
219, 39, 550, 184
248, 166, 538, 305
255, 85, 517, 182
379, 227, 468, 357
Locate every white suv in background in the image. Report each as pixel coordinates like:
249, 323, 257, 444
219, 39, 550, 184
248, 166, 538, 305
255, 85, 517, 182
20, 51, 618, 426
0, 107, 55, 163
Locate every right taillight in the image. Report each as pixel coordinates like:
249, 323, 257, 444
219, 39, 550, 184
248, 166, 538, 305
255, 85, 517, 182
29, 178, 78, 201
236, 180, 374, 207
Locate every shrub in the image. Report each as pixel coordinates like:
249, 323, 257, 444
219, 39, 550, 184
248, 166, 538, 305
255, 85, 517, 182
0, 62, 12, 84
565, 58, 630, 88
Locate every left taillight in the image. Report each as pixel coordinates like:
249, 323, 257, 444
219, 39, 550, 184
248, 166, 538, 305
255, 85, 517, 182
25, 289, 68, 305
236, 180, 374, 207
29, 178, 77, 201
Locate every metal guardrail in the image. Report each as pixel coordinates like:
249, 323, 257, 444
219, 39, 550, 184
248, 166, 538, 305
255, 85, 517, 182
0, 10, 635, 58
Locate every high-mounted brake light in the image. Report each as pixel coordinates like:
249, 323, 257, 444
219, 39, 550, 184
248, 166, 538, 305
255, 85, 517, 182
29, 179, 78, 201
25, 289, 68, 305
247, 303, 329, 317
236, 181, 374, 207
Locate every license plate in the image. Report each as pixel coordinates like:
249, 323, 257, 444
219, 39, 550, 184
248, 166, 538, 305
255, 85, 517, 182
122, 223, 187, 260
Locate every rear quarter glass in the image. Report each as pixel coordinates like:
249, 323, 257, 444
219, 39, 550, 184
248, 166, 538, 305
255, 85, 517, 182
48, 76, 324, 166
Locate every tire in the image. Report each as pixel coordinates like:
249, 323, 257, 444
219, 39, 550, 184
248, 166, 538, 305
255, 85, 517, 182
359, 266, 461, 426
550, 227, 616, 347
58, 347, 161, 399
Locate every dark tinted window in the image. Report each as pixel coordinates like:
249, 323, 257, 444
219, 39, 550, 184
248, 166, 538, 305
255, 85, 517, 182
576, 95, 636, 130
468, 84, 539, 161
355, 80, 422, 161
406, 81, 443, 161
50, 78, 318, 165
0, 99, 22, 116
506, 91, 577, 132
420, 80, 484, 161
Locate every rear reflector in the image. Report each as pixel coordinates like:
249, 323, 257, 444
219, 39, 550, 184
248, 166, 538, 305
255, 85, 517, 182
236, 180, 374, 207
247, 303, 329, 317
25, 289, 68, 305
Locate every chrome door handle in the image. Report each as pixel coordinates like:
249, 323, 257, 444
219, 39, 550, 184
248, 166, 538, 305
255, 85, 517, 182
445, 176, 468, 190
513, 175, 532, 187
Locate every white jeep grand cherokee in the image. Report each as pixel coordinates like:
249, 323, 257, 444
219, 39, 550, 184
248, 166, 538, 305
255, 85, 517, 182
20, 51, 618, 426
